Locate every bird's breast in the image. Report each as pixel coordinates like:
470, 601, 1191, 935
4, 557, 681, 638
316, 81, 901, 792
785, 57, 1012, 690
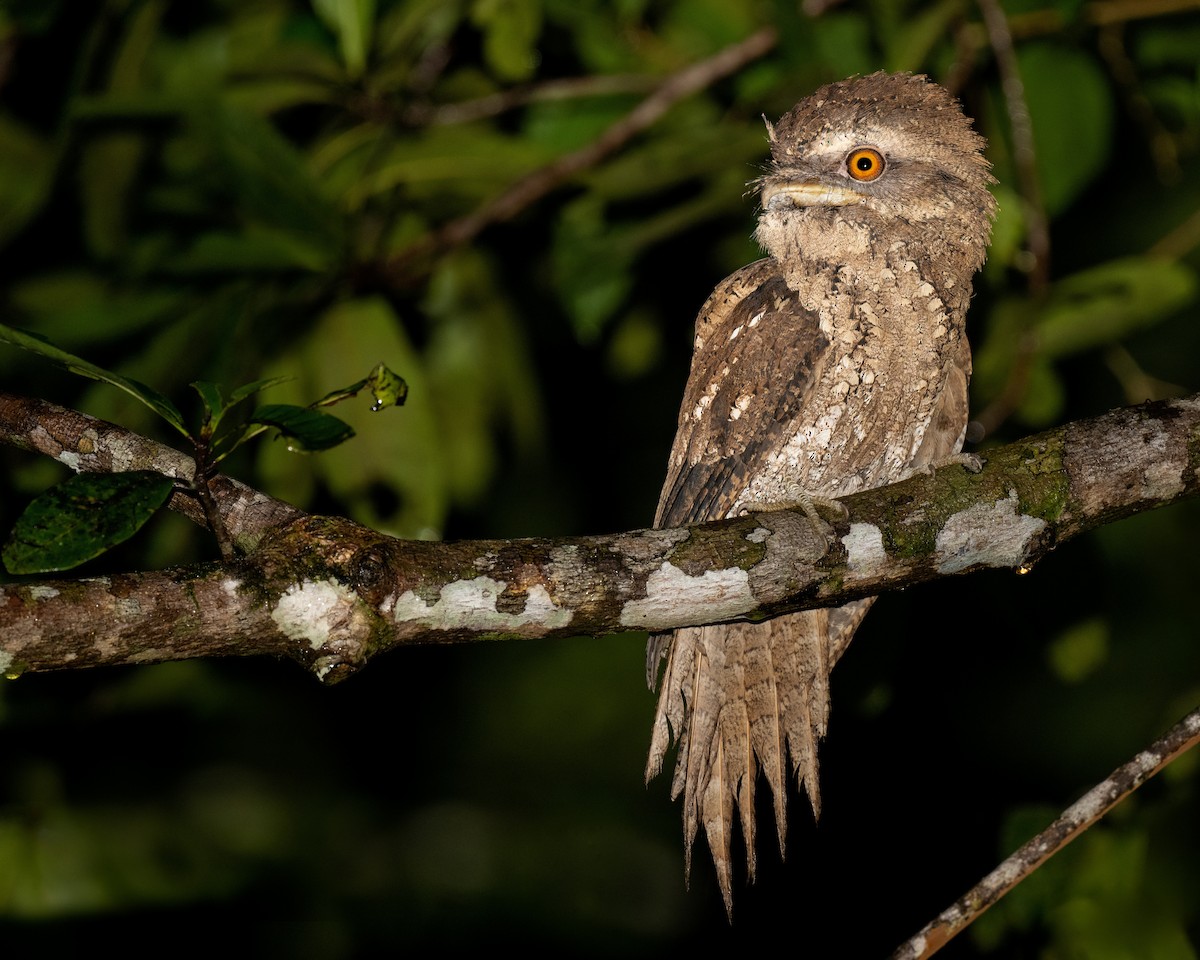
732, 258, 965, 507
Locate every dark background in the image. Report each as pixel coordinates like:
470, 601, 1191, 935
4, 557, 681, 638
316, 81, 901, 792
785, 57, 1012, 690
2, 0, 1199, 955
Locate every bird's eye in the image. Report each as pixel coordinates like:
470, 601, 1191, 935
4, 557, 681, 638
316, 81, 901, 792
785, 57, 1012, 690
846, 147, 885, 182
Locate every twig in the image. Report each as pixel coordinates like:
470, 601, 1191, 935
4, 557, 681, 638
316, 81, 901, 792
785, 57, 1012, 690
1104, 344, 1186, 403
1149, 206, 1200, 262
1096, 25, 1181, 184
972, 0, 1051, 438
891, 705, 1200, 960
960, 0, 1200, 44
977, 0, 1050, 294
384, 27, 777, 280
401, 74, 660, 126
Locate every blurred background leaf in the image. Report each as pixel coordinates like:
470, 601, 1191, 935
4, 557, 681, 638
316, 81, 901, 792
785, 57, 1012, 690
1, 0, 1199, 955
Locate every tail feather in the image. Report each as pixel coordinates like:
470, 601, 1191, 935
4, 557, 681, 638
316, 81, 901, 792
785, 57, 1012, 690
742, 621, 786, 860
646, 600, 873, 911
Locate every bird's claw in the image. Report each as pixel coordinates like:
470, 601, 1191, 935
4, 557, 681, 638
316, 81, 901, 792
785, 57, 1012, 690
737, 486, 846, 548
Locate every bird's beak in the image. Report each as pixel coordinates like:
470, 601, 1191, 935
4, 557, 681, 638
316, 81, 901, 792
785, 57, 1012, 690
761, 180, 863, 209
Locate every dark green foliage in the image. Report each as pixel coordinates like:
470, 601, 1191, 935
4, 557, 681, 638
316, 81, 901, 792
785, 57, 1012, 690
2, 0, 1200, 954
0, 323, 403, 568
2, 470, 176, 574
249, 403, 356, 451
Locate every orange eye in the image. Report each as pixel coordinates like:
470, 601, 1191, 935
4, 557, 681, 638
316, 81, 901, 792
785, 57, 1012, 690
846, 147, 885, 182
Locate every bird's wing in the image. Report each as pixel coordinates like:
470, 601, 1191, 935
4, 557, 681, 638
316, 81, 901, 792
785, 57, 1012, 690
654, 258, 830, 529
646, 259, 842, 914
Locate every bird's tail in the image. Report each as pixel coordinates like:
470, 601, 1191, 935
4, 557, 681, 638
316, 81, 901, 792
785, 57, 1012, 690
646, 599, 872, 915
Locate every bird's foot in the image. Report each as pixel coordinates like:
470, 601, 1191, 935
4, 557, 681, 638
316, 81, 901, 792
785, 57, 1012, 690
919, 451, 986, 476
737, 484, 847, 546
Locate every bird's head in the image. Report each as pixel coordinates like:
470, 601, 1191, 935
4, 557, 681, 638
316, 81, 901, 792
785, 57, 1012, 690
755, 72, 996, 270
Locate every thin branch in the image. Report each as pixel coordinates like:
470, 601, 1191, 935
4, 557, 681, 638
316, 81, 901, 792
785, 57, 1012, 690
400, 73, 660, 127
958, 0, 1200, 44
977, 0, 1051, 295
972, 0, 1051, 438
1104, 344, 1187, 404
892, 705, 1200, 960
1149, 206, 1200, 262
384, 27, 777, 279
1096, 25, 1181, 184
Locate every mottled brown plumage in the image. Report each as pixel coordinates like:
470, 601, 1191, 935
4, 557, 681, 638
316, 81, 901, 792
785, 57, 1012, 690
646, 72, 996, 913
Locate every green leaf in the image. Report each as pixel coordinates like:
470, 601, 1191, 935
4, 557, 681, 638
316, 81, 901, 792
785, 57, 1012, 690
1037, 257, 1198, 358
1017, 44, 1113, 214
365, 362, 409, 411
312, 0, 376, 77
885, 0, 961, 73
811, 12, 874, 79
0, 112, 56, 249
0, 322, 189, 436
191, 380, 226, 426
314, 363, 408, 411
255, 298, 448, 537
1047, 618, 1110, 684
228, 376, 292, 404
1015, 357, 1066, 427
77, 0, 163, 260
471, 0, 542, 82
2, 471, 176, 574
250, 404, 356, 452
9, 272, 184, 346
196, 105, 345, 257
163, 227, 335, 274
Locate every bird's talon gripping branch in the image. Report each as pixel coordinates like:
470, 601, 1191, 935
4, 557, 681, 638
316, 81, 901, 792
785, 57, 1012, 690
918, 451, 986, 476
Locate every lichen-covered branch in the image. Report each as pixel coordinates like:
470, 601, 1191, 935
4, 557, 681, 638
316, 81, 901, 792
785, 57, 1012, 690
1, 393, 1198, 681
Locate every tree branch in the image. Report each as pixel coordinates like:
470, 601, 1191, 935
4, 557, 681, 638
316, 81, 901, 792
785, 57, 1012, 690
0, 392, 302, 552
892, 705, 1200, 959
2, 391, 1198, 681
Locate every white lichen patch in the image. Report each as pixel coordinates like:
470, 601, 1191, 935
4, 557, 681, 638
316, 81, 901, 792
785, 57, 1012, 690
0, 651, 12, 674
29, 585, 60, 600
935, 492, 1046, 575
221, 578, 241, 597
746, 527, 770, 544
272, 578, 362, 650
842, 522, 886, 573
619, 561, 754, 630
1141, 453, 1186, 501
391, 576, 572, 633
109, 439, 137, 473
115, 597, 143, 619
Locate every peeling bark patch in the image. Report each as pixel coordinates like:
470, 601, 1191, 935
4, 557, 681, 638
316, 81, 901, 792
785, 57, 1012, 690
272, 579, 362, 650
935, 492, 1046, 574
619, 561, 753, 629
391, 576, 572, 632
842, 523, 886, 573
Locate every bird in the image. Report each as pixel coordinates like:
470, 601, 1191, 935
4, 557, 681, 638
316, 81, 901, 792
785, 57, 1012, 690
645, 71, 996, 914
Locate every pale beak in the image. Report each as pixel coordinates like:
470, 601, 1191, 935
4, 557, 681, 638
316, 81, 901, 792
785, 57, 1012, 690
761, 180, 863, 209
